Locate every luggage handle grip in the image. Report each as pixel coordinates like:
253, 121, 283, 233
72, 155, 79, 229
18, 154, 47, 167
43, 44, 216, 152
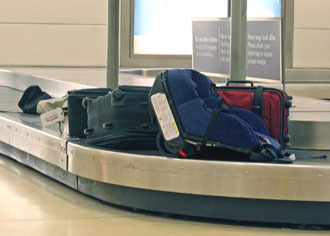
84, 128, 94, 135
103, 123, 113, 129
82, 97, 90, 110
226, 80, 254, 87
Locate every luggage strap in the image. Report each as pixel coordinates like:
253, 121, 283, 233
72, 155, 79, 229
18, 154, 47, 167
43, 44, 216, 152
203, 109, 221, 145
252, 86, 264, 119
202, 100, 230, 145
248, 136, 296, 163
296, 155, 327, 160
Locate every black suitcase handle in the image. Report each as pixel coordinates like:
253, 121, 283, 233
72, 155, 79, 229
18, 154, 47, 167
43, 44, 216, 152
82, 97, 90, 110
226, 80, 254, 87
84, 128, 94, 135
68, 88, 112, 96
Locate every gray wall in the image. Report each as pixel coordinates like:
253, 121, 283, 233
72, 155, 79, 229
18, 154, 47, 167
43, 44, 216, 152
293, 0, 330, 68
1, 0, 330, 74
0, 0, 107, 66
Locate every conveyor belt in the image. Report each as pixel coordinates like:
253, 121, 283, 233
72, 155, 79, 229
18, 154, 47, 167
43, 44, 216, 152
1, 70, 330, 225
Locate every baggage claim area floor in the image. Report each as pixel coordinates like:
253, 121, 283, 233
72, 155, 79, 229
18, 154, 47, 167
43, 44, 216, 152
1, 67, 330, 235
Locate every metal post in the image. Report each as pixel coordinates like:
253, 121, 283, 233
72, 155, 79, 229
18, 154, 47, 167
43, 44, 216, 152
107, 0, 120, 88
227, 0, 231, 17
281, 0, 287, 91
230, 0, 247, 81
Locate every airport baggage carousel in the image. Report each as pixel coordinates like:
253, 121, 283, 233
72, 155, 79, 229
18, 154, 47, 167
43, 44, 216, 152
1, 69, 330, 225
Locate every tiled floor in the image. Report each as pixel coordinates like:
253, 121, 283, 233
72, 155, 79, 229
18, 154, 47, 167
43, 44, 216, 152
0, 67, 329, 235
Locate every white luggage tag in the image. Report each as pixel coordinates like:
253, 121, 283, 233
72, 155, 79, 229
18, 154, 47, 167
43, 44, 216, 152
151, 93, 180, 141
40, 107, 65, 127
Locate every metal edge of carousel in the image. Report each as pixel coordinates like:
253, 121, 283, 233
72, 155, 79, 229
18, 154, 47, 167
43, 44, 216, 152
1, 69, 330, 226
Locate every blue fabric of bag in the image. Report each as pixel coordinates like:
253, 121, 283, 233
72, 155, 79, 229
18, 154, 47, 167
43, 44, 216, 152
166, 69, 276, 149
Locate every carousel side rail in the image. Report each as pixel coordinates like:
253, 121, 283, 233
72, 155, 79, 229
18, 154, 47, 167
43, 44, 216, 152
2, 70, 330, 225
0, 69, 90, 97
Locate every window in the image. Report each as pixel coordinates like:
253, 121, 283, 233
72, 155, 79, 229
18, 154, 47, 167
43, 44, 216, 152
133, 0, 228, 55
247, 0, 282, 17
120, 0, 281, 68
120, 0, 228, 68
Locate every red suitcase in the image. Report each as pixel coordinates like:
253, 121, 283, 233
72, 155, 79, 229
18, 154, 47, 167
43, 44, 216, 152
216, 81, 292, 148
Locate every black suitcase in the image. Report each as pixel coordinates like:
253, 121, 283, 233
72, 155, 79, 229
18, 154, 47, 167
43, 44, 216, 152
83, 86, 159, 150
67, 88, 112, 138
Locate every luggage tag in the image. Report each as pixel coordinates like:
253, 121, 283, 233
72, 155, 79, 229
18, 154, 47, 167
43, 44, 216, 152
40, 107, 65, 127
151, 93, 180, 141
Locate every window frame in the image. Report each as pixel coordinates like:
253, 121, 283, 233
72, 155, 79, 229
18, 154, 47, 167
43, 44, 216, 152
120, 0, 192, 68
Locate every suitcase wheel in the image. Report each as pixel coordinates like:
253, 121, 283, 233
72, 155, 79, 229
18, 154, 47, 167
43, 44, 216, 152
112, 88, 124, 102
103, 122, 113, 129
284, 135, 291, 143
285, 100, 292, 108
285, 143, 292, 148
84, 128, 94, 135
